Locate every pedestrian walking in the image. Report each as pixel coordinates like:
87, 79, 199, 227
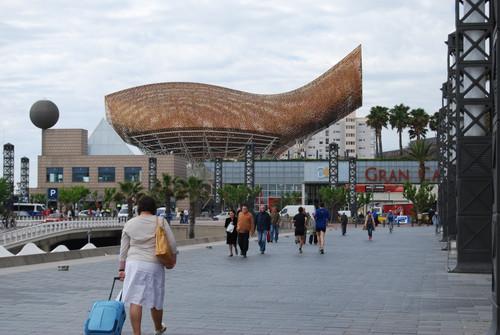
314, 202, 330, 254
364, 211, 376, 241
340, 213, 348, 236
225, 209, 238, 257
255, 205, 271, 254
432, 211, 441, 234
237, 205, 255, 258
270, 206, 280, 243
387, 210, 395, 233
293, 207, 307, 253
183, 209, 189, 224
118, 195, 176, 335
308, 208, 318, 245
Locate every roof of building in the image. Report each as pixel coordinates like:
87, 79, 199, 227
105, 46, 363, 161
88, 118, 134, 155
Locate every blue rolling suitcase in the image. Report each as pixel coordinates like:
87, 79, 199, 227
84, 277, 126, 335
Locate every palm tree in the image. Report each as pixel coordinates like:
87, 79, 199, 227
409, 108, 430, 140
159, 173, 178, 223
428, 111, 439, 135
118, 181, 144, 219
174, 176, 211, 239
103, 188, 117, 211
407, 140, 433, 183
389, 104, 410, 156
366, 106, 389, 158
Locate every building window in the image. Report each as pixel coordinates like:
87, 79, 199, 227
325, 130, 329, 136
98, 167, 115, 182
46, 167, 63, 183
72, 167, 90, 183
325, 138, 329, 144
124, 167, 142, 182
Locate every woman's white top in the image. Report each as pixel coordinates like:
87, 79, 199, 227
119, 215, 177, 264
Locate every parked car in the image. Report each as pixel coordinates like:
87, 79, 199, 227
44, 213, 64, 223
213, 211, 230, 221
396, 215, 409, 224
14, 211, 31, 218
78, 210, 90, 217
280, 205, 315, 218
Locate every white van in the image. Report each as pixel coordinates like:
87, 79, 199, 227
280, 205, 316, 218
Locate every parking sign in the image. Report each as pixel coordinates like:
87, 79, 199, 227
47, 188, 58, 200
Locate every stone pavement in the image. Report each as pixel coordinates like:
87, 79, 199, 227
0, 225, 492, 335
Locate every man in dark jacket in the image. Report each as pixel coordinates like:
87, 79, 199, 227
341, 213, 348, 236
255, 205, 271, 254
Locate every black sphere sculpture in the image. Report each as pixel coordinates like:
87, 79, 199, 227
30, 100, 59, 129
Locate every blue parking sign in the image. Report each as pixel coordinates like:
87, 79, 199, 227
47, 188, 58, 200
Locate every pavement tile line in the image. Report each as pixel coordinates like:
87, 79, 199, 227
0, 226, 493, 335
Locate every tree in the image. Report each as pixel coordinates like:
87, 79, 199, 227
429, 111, 439, 134
280, 191, 302, 208
30, 193, 47, 205
407, 140, 434, 183
174, 176, 211, 239
403, 182, 436, 225
218, 184, 262, 211
356, 192, 373, 214
103, 188, 117, 210
408, 108, 430, 140
58, 186, 90, 211
318, 186, 348, 223
118, 181, 144, 219
366, 106, 389, 158
158, 173, 180, 223
389, 104, 411, 156
0, 178, 10, 213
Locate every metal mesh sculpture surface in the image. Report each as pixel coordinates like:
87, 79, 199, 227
105, 47, 363, 160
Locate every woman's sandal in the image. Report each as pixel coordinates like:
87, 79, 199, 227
155, 323, 167, 334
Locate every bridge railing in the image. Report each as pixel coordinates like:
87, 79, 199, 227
0, 219, 123, 248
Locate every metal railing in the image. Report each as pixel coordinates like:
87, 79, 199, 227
0, 219, 123, 248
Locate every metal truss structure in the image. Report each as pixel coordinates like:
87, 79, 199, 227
454, 0, 493, 273
2, 143, 14, 194
214, 158, 223, 213
348, 157, 357, 221
148, 157, 157, 191
490, 0, 500, 332
328, 143, 339, 188
437, 102, 449, 241
105, 47, 362, 161
19, 157, 29, 203
444, 32, 459, 241
244, 143, 255, 208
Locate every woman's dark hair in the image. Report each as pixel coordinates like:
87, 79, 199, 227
138, 195, 156, 214
298, 206, 304, 213
319, 202, 325, 208
229, 209, 236, 215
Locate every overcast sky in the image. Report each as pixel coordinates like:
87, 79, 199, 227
0, 0, 454, 187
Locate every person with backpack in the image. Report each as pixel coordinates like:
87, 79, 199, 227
314, 202, 330, 254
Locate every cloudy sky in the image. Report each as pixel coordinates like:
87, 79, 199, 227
0, 0, 454, 186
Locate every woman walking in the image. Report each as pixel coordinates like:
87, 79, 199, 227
270, 206, 280, 243
364, 210, 376, 241
225, 209, 238, 256
293, 207, 307, 254
118, 195, 176, 335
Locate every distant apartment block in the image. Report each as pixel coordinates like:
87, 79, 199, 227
281, 111, 375, 159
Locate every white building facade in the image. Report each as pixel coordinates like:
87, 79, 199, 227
282, 111, 375, 159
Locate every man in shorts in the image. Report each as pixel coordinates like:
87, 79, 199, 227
314, 202, 330, 254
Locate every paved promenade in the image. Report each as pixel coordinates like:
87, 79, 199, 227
0, 225, 492, 334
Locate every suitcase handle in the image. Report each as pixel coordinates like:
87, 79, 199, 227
109, 277, 122, 301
